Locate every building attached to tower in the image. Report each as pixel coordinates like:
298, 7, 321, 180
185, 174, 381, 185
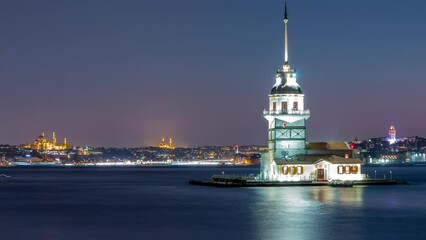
260, 4, 364, 182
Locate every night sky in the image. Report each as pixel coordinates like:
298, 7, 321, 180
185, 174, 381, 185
1, 0, 425, 147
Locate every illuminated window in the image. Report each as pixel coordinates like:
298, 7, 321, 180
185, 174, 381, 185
281, 102, 287, 111
283, 166, 288, 175
345, 166, 350, 174
290, 166, 295, 175
273, 102, 277, 111
297, 166, 303, 175
345, 154, 349, 159
338, 165, 343, 174
293, 101, 298, 110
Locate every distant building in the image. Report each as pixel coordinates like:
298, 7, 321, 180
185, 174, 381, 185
232, 145, 261, 165
350, 129, 426, 165
388, 124, 397, 144
260, 5, 363, 182
24, 132, 71, 151
157, 137, 175, 149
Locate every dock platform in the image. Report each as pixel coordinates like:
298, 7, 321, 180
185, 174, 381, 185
189, 177, 408, 188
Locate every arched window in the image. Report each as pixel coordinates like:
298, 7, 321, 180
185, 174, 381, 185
293, 101, 298, 110
282, 166, 288, 175
345, 165, 350, 174
338, 165, 343, 174
290, 166, 296, 175
281, 102, 287, 112
297, 166, 303, 175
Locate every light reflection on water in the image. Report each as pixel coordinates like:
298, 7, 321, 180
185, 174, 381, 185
252, 187, 365, 240
311, 186, 365, 206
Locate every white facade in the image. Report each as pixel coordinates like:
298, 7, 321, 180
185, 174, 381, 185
270, 160, 363, 182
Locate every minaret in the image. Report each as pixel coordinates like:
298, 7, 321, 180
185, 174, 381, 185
169, 138, 172, 148
261, 3, 310, 180
53, 132, 57, 145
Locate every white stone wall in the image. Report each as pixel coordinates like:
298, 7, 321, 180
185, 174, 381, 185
260, 152, 275, 180
274, 164, 316, 182
327, 163, 363, 181
273, 162, 364, 182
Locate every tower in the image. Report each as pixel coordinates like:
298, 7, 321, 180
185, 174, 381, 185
53, 132, 57, 146
388, 125, 396, 144
261, 3, 310, 180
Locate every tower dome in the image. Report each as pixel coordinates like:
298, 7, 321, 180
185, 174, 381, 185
271, 83, 303, 94
271, 70, 303, 95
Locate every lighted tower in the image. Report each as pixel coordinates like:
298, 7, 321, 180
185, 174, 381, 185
261, 3, 310, 179
388, 124, 396, 144
53, 132, 57, 146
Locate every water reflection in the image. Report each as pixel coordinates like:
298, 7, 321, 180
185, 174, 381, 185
252, 186, 365, 240
310, 186, 365, 206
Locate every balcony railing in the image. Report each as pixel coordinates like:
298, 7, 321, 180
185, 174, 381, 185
263, 109, 310, 115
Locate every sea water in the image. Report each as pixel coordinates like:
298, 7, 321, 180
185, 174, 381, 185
0, 166, 425, 240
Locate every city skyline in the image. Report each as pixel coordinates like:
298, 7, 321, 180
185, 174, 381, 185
1, 0, 425, 147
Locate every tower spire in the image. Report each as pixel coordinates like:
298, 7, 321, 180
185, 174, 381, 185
284, 2, 289, 66
284, 2, 288, 20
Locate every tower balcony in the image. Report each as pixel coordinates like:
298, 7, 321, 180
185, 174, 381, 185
263, 109, 310, 116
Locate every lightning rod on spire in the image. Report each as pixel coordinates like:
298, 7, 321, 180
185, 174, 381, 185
284, 2, 289, 66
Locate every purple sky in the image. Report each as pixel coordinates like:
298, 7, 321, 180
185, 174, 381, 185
1, 0, 425, 147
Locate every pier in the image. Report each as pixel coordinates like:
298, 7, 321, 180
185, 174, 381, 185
189, 174, 408, 187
